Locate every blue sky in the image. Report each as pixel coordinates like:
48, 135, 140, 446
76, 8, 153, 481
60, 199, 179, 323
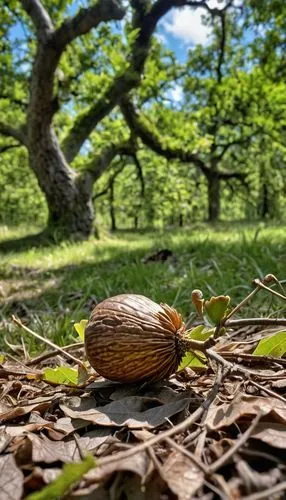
9, 0, 232, 103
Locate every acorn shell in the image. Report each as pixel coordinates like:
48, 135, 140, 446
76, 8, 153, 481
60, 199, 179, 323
84, 294, 187, 383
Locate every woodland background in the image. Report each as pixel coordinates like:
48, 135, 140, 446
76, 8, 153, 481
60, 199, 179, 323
0, 0, 286, 236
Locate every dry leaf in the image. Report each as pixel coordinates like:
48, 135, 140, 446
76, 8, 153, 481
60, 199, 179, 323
27, 431, 112, 463
84, 451, 151, 484
162, 451, 204, 500
0, 394, 62, 423
207, 395, 286, 430
250, 423, 286, 449
0, 453, 24, 500
60, 395, 190, 429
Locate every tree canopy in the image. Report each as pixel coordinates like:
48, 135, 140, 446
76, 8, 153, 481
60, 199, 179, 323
0, 0, 286, 234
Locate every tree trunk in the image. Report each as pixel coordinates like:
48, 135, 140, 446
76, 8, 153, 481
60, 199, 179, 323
109, 182, 117, 231
207, 174, 220, 222
27, 124, 94, 238
25, 39, 95, 239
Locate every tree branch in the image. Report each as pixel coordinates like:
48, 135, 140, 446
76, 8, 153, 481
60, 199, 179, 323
54, 0, 125, 51
61, 0, 204, 163
0, 121, 28, 146
120, 97, 210, 175
0, 143, 21, 154
93, 162, 125, 201
19, 0, 54, 40
77, 139, 137, 200
120, 97, 248, 182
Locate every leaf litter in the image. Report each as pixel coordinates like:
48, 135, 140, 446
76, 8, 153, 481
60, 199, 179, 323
1, 278, 286, 499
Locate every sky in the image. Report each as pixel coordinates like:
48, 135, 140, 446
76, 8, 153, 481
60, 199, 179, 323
9, 0, 233, 104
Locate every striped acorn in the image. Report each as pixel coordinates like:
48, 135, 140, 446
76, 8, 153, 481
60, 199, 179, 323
84, 294, 209, 383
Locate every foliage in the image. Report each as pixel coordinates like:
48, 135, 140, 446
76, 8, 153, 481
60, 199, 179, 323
0, 1, 286, 229
253, 330, 286, 357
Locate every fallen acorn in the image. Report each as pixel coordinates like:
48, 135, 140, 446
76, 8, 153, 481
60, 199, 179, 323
84, 294, 213, 383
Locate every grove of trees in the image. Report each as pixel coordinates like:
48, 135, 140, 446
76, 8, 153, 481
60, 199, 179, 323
1, 0, 286, 236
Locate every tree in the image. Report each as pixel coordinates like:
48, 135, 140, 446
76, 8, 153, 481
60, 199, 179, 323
120, 1, 286, 221
0, 0, 208, 238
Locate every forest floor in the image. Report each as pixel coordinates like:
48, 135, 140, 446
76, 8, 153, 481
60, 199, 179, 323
0, 222, 286, 499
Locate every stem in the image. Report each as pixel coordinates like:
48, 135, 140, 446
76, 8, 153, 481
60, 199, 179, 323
253, 279, 286, 302
225, 318, 286, 327
12, 316, 87, 371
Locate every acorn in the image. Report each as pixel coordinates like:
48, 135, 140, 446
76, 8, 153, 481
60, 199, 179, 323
84, 294, 212, 383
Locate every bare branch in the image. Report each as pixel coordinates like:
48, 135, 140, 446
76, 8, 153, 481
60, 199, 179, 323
54, 0, 125, 50
19, 0, 54, 40
0, 121, 28, 146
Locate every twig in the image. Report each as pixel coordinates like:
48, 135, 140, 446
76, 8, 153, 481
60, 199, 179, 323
183, 427, 202, 446
12, 316, 87, 371
208, 412, 263, 474
225, 318, 286, 327
97, 363, 229, 467
224, 283, 261, 321
147, 446, 164, 476
247, 379, 286, 403
218, 351, 286, 367
253, 279, 286, 302
164, 436, 208, 474
3, 352, 42, 375
26, 342, 84, 366
242, 480, 286, 500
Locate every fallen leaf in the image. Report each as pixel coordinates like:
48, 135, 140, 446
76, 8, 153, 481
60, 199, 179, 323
1, 422, 54, 438
0, 453, 24, 500
162, 451, 204, 500
26, 454, 95, 500
84, 451, 150, 484
207, 395, 286, 430
43, 366, 78, 386
60, 394, 190, 429
253, 331, 286, 357
27, 430, 112, 463
53, 417, 89, 436
250, 423, 286, 449
0, 394, 62, 423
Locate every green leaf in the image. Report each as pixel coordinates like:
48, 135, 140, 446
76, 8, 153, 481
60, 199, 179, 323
253, 331, 286, 357
43, 366, 78, 385
186, 324, 215, 341
178, 325, 215, 370
204, 296, 230, 325
26, 454, 96, 500
178, 351, 206, 370
74, 319, 88, 341
0, 354, 5, 363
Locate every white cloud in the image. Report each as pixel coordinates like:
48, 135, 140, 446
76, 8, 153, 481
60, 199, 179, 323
170, 84, 183, 102
163, 8, 210, 45
162, 0, 236, 46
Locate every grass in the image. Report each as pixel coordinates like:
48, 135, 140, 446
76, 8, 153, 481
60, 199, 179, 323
0, 221, 286, 352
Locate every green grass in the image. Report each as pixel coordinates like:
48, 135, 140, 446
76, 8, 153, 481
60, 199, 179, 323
0, 222, 285, 352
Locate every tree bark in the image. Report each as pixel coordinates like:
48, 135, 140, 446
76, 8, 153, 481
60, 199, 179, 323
207, 173, 220, 222
109, 182, 117, 231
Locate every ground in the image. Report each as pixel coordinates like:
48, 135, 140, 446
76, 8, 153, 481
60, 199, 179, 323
0, 223, 285, 499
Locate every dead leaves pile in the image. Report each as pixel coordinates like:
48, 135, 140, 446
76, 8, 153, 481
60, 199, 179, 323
1, 344, 286, 499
